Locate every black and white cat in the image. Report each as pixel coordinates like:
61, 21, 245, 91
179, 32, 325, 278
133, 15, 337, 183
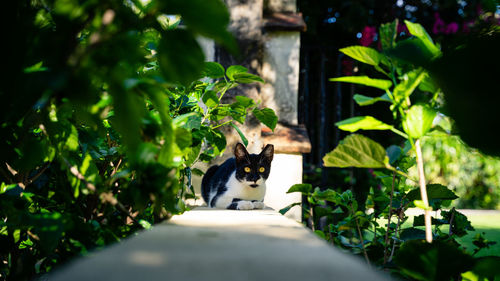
201, 143, 274, 210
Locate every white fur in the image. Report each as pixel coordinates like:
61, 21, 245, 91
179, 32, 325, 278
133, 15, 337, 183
213, 171, 266, 209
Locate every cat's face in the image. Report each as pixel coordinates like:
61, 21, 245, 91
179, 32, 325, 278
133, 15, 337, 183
234, 143, 274, 188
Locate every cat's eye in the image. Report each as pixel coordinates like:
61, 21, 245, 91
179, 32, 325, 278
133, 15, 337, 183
244, 167, 251, 173
259, 167, 265, 173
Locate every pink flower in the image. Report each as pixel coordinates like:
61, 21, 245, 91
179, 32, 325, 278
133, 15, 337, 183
445, 22, 459, 34
397, 23, 409, 35
360, 26, 377, 46
433, 12, 445, 34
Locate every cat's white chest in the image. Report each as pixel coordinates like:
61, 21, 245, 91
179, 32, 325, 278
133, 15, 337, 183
224, 171, 266, 200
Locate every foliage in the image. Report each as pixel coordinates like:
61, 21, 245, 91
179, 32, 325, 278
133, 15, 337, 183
283, 19, 500, 280
0, 1, 276, 280
411, 136, 500, 209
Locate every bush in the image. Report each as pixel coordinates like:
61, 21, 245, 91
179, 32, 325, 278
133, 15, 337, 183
0, 1, 276, 280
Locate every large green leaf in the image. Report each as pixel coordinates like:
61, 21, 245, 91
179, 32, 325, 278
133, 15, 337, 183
158, 29, 205, 85
286, 183, 312, 194
202, 90, 219, 108
323, 134, 389, 168
226, 65, 248, 80
404, 20, 441, 57
233, 73, 264, 84
330, 76, 392, 90
252, 108, 278, 131
353, 93, 391, 106
160, 0, 237, 53
395, 240, 474, 281
470, 256, 500, 279
386, 38, 436, 66
202, 62, 225, 79
336, 116, 393, 132
402, 105, 436, 139
339, 46, 386, 66
406, 184, 458, 201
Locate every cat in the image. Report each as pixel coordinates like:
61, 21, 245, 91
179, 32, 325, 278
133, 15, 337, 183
201, 143, 274, 210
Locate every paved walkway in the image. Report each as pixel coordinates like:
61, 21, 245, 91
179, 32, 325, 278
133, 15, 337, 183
47, 207, 391, 281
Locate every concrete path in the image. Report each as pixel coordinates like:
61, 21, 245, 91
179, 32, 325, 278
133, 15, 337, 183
47, 207, 391, 281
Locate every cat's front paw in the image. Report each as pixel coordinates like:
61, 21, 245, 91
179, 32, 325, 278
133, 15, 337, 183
252, 201, 265, 209
237, 201, 254, 210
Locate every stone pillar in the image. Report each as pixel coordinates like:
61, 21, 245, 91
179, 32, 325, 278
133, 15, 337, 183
215, 0, 264, 154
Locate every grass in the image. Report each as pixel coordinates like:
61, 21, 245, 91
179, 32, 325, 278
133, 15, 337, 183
455, 211, 500, 257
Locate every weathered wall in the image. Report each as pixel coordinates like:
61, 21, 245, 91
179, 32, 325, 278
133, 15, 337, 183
261, 32, 300, 125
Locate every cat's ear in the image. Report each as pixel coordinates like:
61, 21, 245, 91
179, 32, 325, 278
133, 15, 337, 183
234, 143, 250, 163
260, 144, 274, 162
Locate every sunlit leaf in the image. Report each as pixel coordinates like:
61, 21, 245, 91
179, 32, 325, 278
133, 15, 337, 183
404, 20, 441, 57
336, 116, 393, 132
402, 105, 437, 139
330, 76, 392, 90
252, 108, 278, 131
323, 134, 389, 168
286, 183, 312, 194
226, 65, 248, 80
340, 46, 386, 66
202, 62, 225, 79
353, 93, 391, 106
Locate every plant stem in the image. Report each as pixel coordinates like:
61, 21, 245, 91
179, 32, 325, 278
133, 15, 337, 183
383, 172, 396, 265
390, 127, 408, 139
415, 139, 432, 243
211, 120, 232, 130
353, 207, 371, 267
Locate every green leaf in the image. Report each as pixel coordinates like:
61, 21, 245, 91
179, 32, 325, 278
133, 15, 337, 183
314, 230, 326, 240
234, 95, 256, 108
158, 29, 205, 85
202, 90, 219, 108
340, 46, 386, 66
402, 105, 437, 139
400, 227, 426, 241
413, 215, 447, 227
353, 93, 391, 106
441, 209, 474, 237
392, 70, 426, 104
226, 65, 248, 80
142, 84, 175, 166
379, 20, 398, 50
323, 134, 389, 168
471, 256, 500, 279
252, 108, 278, 131
395, 240, 474, 281
330, 76, 392, 90
230, 122, 248, 146
404, 20, 441, 57
413, 200, 432, 210
312, 189, 341, 204
335, 116, 393, 132
160, 0, 237, 53
202, 62, 225, 79
138, 219, 152, 230
407, 184, 458, 201
387, 37, 436, 66
286, 183, 312, 194
233, 72, 264, 84
386, 145, 402, 164
173, 112, 202, 130
175, 128, 192, 150
279, 202, 301, 215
